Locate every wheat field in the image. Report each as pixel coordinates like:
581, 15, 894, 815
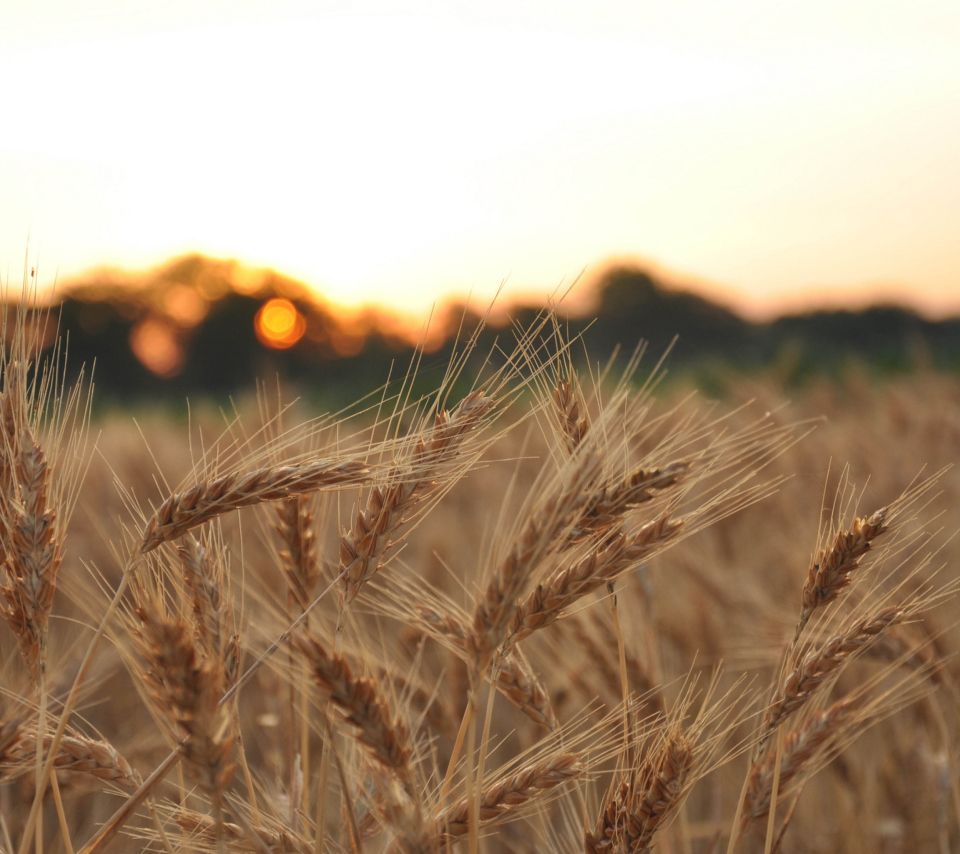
0, 299, 959, 854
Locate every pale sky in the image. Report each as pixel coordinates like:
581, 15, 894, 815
3, 0, 959, 319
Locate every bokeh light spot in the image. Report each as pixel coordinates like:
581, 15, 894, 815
164, 285, 209, 328
255, 298, 306, 349
129, 317, 184, 377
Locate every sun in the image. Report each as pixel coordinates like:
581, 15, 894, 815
255, 298, 306, 349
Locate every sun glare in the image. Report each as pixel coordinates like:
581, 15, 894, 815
255, 298, 306, 349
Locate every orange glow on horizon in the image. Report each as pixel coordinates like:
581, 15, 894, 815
255, 298, 306, 349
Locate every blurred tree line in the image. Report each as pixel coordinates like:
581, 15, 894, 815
24, 255, 960, 408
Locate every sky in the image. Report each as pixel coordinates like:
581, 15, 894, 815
3, 0, 960, 320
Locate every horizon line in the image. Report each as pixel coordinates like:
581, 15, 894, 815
8, 250, 959, 328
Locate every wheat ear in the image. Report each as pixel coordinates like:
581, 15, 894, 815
177, 534, 239, 683
294, 633, 414, 784
571, 462, 690, 542
494, 654, 558, 732
0, 420, 62, 681
340, 389, 494, 604
134, 605, 238, 817
3, 729, 139, 790
795, 508, 888, 641
766, 606, 906, 733
468, 450, 604, 667
586, 730, 695, 854
177, 811, 314, 854
436, 753, 582, 839
554, 378, 589, 453
141, 458, 369, 552
415, 605, 558, 730
276, 495, 321, 611
506, 515, 684, 649
0, 372, 71, 854
866, 626, 945, 684
742, 699, 857, 833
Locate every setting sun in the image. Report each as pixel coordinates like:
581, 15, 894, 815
255, 298, 306, 349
